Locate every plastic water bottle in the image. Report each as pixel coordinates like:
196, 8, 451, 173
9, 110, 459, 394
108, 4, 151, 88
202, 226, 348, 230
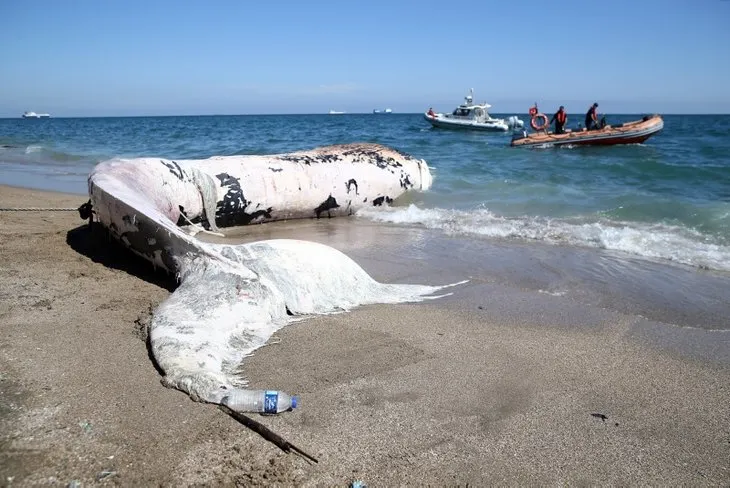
221, 389, 298, 414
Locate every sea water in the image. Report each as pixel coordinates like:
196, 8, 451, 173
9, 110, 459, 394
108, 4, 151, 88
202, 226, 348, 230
1, 113, 729, 332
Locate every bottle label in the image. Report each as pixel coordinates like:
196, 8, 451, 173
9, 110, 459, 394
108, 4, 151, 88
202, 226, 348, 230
264, 390, 278, 414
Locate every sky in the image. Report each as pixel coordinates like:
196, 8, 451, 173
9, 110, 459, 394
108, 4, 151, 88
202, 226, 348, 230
1, 0, 729, 117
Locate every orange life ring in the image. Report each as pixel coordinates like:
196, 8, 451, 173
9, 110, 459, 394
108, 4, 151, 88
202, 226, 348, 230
530, 113, 548, 131
528, 106, 538, 116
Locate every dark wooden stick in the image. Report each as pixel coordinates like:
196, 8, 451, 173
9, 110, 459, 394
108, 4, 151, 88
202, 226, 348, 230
218, 405, 319, 464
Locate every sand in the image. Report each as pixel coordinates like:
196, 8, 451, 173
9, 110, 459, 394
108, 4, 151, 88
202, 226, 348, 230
0, 184, 728, 486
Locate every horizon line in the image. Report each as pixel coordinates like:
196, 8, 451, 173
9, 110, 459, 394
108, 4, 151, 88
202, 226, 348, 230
2, 112, 729, 119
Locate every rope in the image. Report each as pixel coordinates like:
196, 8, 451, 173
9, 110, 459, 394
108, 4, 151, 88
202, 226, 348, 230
0, 207, 79, 211
179, 210, 225, 237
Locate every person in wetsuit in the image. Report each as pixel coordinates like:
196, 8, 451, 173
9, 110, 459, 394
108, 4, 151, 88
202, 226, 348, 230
585, 103, 599, 130
550, 106, 567, 134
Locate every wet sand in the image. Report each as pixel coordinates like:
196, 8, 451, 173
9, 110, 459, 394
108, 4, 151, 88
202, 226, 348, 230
1, 184, 729, 486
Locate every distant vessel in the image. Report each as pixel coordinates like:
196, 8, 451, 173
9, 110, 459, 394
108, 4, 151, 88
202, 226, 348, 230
22, 111, 50, 118
328, 109, 346, 115
373, 108, 393, 114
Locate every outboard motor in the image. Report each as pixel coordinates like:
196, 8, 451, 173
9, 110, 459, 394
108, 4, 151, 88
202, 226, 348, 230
511, 130, 528, 142
507, 115, 525, 129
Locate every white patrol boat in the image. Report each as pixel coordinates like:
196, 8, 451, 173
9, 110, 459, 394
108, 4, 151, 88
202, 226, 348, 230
424, 89, 522, 132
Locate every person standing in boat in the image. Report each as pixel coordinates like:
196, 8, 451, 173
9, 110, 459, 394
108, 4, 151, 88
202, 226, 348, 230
550, 106, 567, 134
585, 103, 599, 130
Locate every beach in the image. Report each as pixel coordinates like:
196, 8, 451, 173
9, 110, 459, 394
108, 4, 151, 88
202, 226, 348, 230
1, 184, 728, 486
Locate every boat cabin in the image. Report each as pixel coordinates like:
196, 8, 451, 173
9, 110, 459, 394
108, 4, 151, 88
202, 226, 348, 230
442, 89, 494, 121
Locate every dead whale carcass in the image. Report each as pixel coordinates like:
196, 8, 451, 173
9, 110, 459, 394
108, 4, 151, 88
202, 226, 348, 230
86, 143, 462, 413
90, 142, 432, 241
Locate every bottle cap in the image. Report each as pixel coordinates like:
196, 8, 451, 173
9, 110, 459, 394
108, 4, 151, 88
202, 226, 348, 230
291, 396, 298, 409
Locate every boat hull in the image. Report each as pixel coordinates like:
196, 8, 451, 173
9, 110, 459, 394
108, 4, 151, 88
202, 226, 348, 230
424, 113, 508, 132
511, 114, 663, 148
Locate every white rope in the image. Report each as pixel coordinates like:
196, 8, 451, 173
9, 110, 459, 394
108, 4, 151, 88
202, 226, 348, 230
179, 211, 225, 238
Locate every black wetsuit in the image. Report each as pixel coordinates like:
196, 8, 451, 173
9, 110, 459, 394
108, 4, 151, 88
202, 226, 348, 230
585, 107, 597, 130
551, 110, 567, 134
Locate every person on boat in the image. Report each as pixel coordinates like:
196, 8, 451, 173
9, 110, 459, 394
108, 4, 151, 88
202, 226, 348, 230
427, 107, 436, 117
585, 103, 599, 130
550, 106, 567, 134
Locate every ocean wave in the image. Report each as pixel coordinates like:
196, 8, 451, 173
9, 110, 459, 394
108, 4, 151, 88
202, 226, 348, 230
0, 144, 90, 164
356, 204, 730, 272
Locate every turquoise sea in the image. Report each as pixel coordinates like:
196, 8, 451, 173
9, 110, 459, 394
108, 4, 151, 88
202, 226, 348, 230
1, 113, 729, 332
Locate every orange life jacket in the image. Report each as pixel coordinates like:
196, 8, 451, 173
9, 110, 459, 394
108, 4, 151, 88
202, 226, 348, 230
556, 111, 566, 124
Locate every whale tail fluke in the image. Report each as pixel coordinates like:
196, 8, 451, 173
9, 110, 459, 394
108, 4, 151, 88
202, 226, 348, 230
150, 240, 466, 410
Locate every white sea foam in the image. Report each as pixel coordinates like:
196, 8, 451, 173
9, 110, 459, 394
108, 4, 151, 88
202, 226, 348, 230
356, 204, 730, 272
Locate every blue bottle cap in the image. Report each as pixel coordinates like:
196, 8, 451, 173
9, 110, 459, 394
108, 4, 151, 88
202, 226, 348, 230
291, 396, 298, 409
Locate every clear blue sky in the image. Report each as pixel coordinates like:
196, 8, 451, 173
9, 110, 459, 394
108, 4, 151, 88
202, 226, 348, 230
1, 0, 728, 116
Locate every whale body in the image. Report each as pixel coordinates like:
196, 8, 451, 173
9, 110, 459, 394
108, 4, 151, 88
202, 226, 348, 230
87, 143, 461, 411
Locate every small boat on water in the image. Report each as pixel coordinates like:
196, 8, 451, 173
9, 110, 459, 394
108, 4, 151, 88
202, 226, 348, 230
510, 114, 664, 148
424, 89, 523, 132
22, 111, 50, 118
373, 108, 393, 114
328, 109, 346, 115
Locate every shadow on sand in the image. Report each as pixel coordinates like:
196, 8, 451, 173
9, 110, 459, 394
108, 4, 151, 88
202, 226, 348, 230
66, 222, 176, 377
65, 222, 177, 293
